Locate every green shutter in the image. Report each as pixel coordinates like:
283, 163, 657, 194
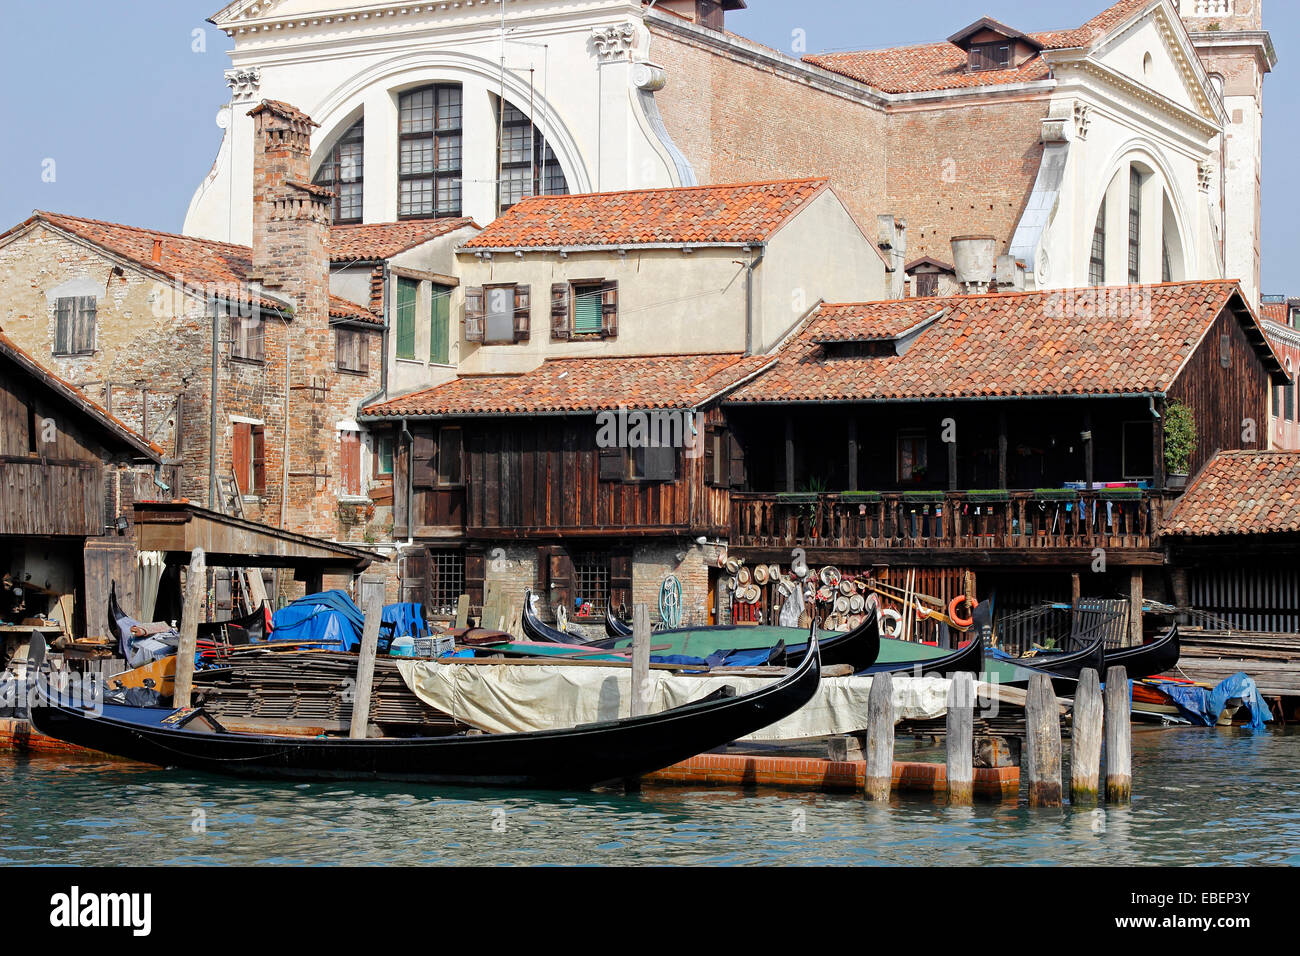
396, 278, 417, 359
573, 287, 603, 334
430, 286, 450, 365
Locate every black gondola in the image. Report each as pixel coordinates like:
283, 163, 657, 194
990, 623, 1107, 680
27, 633, 822, 789
606, 613, 632, 639
1102, 625, 1180, 679
522, 590, 880, 672
861, 632, 985, 677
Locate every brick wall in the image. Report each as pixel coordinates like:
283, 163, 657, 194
632, 541, 711, 627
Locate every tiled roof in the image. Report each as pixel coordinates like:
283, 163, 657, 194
460, 179, 829, 250
363, 353, 775, 417
1260, 300, 1291, 324
730, 280, 1271, 404
8, 211, 383, 326
804, 0, 1154, 94
1165, 452, 1300, 537
811, 301, 945, 342
330, 218, 478, 262
0, 326, 163, 461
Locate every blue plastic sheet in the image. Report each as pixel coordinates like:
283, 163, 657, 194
382, 603, 428, 640
271, 590, 364, 652
1149, 672, 1272, 731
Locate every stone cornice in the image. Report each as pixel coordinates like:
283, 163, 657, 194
1043, 52, 1221, 139
1188, 30, 1278, 71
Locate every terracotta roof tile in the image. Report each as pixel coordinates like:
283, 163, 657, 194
461, 179, 829, 250
730, 281, 1257, 404
804, 0, 1154, 94
363, 353, 774, 417
11, 211, 384, 326
1166, 452, 1300, 537
330, 218, 478, 262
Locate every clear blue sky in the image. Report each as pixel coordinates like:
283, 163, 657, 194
0, 0, 1292, 290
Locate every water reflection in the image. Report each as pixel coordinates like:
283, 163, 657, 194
0, 728, 1295, 865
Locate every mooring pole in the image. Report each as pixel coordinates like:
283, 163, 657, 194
172, 548, 205, 710
631, 603, 652, 718
946, 671, 974, 806
1071, 668, 1103, 806
865, 672, 894, 801
1104, 665, 1132, 804
1025, 673, 1063, 808
349, 580, 384, 740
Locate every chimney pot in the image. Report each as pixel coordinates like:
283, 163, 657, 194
151, 239, 163, 263
950, 236, 997, 293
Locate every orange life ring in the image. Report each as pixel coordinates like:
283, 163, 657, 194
948, 595, 976, 628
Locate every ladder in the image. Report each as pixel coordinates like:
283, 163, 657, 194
213, 473, 269, 614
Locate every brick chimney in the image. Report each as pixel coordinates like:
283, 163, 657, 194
247, 99, 331, 317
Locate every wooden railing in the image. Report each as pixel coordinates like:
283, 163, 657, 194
730, 490, 1165, 554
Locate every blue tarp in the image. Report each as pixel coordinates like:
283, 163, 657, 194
271, 590, 364, 652
1149, 672, 1273, 731
382, 603, 428, 641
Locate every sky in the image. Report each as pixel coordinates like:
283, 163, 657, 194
0, 0, 1293, 290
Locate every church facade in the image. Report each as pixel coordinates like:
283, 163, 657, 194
187, 0, 1271, 303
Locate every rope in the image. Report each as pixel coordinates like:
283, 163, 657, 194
659, 576, 682, 629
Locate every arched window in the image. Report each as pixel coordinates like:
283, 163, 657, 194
1089, 200, 1106, 286
496, 99, 568, 214
1128, 167, 1142, 284
398, 84, 463, 219
313, 119, 364, 224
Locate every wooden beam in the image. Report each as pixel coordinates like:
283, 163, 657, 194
1082, 411, 1094, 490
631, 604, 652, 718
172, 548, 205, 710
1104, 666, 1132, 804
997, 409, 1008, 490
947, 423, 958, 492
1129, 569, 1144, 647
348, 578, 384, 739
784, 415, 795, 493
847, 417, 859, 492
1153, 397, 1166, 494
946, 671, 974, 806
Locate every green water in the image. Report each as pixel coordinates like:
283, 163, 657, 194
0, 727, 1295, 865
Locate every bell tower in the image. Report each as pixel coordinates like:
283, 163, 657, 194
1178, 0, 1276, 304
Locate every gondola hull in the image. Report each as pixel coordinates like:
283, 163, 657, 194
27, 634, 822, 790
1102, 626, 1180, 679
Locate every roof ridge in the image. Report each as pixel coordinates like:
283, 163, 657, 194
37, 211, 253, 255
508, 177, 828, 205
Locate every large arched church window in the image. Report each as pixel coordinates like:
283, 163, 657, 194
496, 98, 568, 214
398, 84, 463, 219
1089, 201, 1106, 286
313, 119, 364, 224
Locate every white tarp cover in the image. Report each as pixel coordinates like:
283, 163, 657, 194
395, 661, 956, 741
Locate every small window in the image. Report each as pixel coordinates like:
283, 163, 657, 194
336, 327, 370, 374
572, 553, 611, 616
427, 550, 466, 616
430, 284, 452, 364
230, 312, 265, 363
339, 430, 363, 498
1128, 167, 1142, 285
232, 422, 266, 496
573, 283, 605, 335
470, 285, 531, 345
375, 435, 395, 476
552, 280, 618, 339
969, 43, 1011, 72
437, 427, 463, 487
485, 285, 516, 344
914, 273, 939, 298
396, 277, 418, 360
704, 425, 743, 488
897, 430, 928, 484
54, 296, 96, 355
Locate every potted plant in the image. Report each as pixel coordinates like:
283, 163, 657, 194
1163, 399, 1198, 492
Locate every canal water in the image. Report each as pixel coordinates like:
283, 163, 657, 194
0, 726, 1295, 866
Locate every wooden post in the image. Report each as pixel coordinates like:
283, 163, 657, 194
946, 671, 974, 806
631, 603, 652, 717
1071, 668, 1103, 806
172, 548, 205, 710
1104, 665, 1132, 804
864, 672, 894, 801
348, 579, 384, 739
1152, 397, 1166, 494
847, 417, 859, 492
1070, 572, 1082, 610
1024, 673, 1062, 808
1128, 569, 1143, 647
454, 594, 470, 629
947, 423, 958, 492
1170, 568, 1190, 626
997, 409, 1008, 490
1082, 412, 1094, 491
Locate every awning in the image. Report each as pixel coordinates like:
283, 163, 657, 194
132, 501, 380, 574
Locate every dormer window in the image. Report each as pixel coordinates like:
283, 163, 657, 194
969, 42, 1012, 72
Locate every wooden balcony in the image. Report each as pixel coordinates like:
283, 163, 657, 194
729, 490, 1168, 567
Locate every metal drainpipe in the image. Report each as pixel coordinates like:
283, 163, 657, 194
744, 245, 766, 356
401, 416, 415, 547
207, 302, 219, 510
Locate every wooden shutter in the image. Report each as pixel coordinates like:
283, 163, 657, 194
396, 278, 418, 359
74, 297, 96, 353
551, 283, 571, 340
465, 287, 485, 342
412, 431, 436, 488
703, 426, 719, 487
598, 445, 624, 481
340, 431, 361, 496
549, 550, 574, 612
55, 298, 73, 354
728, 431, 746, 489
646, 444, 676, 481
430, 288, 450, 364
610, 552, 633, 612
252, 427, 266, 495
464, 549, 486, 608
513, 284, 531, 342
600, 281, 619, 338
232, 424, 251, 494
